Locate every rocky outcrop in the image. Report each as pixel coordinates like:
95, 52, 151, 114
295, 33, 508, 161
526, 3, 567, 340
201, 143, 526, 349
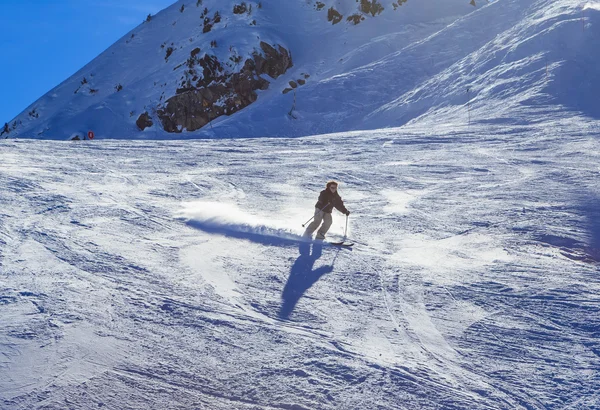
327, 7, 343, 24
392, 0, 408, 9
347, 14, 365, 24
282, 74, 309, 94
203, 11, 221, 33
165, 47, 174, 62
233, 2, 248, 14
136, 112, 154, 130
253, 42, 292, 80
360, 0, 384, 16
321, 0, 388, 25
157, 42, 292, 133
2, 120, 21, 137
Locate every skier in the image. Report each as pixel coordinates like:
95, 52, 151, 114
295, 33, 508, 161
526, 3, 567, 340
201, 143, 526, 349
303, 180, 350, 240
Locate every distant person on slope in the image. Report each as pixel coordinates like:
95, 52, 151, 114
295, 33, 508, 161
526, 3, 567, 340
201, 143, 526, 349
303, 180, 350, 240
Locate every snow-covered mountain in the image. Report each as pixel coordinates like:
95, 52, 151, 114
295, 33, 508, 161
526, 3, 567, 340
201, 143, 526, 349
3, 1, 600, 409
5, 0, 597, 140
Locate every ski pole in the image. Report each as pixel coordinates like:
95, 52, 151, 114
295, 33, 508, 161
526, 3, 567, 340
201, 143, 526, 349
301, 214, 315, 228
343, 214, 349, 239
301, 203, 330, 227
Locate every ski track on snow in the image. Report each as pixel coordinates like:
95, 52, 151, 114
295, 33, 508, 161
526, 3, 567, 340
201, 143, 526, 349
1, 123, 600, 409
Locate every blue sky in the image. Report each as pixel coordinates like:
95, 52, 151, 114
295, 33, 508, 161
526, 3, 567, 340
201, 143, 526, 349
0, 0, 175, 124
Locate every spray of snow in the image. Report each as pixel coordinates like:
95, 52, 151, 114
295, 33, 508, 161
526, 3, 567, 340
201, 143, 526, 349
177, 201, 306, 243
177, 200, 351, 244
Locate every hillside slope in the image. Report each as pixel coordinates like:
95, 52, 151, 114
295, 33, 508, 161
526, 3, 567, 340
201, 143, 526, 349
3, 0, 598, 139
2, 119, 600, 408
365, 0, 600, 128
3, 0, 475, 139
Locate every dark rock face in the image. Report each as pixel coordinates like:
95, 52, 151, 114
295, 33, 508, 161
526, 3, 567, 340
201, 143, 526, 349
165, 47, 174, 62
360, 0, 384, 16
157, 42, 292, 133
322, 1, 386, 25
392, 0, 408, 9
327, 7, 343, 24
347, 13, 365, 24
203, 11, 221, 33
254, 42, 292, 79
233, 3, 248, 14
136, 112, 154, 130
158, 89, 223, 132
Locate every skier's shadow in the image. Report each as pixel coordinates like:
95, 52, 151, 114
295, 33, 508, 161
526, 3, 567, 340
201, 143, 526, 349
278, 241, 334, 319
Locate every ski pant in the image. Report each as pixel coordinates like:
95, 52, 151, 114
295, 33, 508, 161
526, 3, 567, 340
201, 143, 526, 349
303, 208, 332, 239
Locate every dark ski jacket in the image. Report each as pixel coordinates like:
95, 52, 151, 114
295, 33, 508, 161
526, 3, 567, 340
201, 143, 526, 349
315, 189, 348, 214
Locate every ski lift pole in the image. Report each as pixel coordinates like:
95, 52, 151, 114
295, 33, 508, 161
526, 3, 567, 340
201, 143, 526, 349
288, 89, 297, 118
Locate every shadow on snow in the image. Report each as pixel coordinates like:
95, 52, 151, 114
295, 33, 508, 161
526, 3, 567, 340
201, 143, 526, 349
533, 195, 600, 265
185, 220, 304, 247
278, 241, 334, 319
185, 219, 341, 319
581, 194, 600, 265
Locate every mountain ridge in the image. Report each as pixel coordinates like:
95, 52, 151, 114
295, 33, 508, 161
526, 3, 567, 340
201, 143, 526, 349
3, 0, 598, 140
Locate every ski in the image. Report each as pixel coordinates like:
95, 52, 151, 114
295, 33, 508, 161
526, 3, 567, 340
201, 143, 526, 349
326, 241, 354, 247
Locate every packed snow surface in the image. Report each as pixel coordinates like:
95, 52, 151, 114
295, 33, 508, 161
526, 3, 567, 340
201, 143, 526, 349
1, 0, 600, 408
2, 119, 600, 409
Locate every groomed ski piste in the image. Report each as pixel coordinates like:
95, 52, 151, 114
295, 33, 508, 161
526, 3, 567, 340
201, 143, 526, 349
2, 0, 600, 408
2, 119, 600, 409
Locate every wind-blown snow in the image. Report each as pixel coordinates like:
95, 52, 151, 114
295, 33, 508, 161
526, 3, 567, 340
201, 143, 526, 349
177, 200, 309, 243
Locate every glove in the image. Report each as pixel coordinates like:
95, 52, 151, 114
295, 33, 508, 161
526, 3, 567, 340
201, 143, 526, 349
345, 210, 351, 216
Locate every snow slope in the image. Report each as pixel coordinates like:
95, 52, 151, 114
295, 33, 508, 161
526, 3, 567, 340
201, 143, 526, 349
6, 0, 476, 139
2, 116, 600, 408
2, 0, 600, 408
366, 0, 600, 128
9, 0, 598, 139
